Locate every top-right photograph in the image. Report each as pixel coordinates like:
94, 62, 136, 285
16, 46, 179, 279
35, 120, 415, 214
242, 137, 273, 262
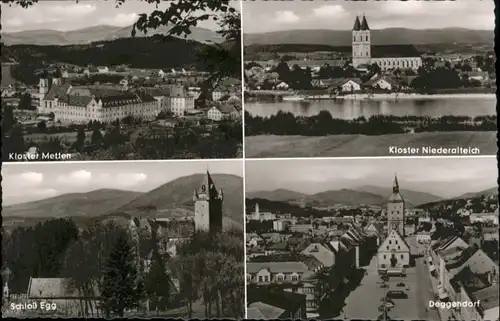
243, 0, 496, 158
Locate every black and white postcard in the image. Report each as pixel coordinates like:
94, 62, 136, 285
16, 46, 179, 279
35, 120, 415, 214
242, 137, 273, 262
243, 1, 496, 157
244, 157, 498, 320
2, 160, 244, 318
2, 0, 242, 161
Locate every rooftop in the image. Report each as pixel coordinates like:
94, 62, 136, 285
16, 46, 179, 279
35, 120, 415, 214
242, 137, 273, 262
247, 261, 309, 274
248, 302, 285, 319
372, 45, 421, 59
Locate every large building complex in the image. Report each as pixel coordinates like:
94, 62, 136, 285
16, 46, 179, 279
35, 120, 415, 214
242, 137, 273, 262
37, 77, 196, 123
352, 15, 423, 70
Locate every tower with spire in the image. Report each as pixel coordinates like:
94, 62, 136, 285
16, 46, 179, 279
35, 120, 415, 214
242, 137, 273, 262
352, 14, 371, 67
387, 174, 405, 236
193, 170, 223, 232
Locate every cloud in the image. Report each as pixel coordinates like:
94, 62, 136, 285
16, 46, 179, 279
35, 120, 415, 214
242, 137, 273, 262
312, 5, 345, 18
4, 17, 24, 28
51, 4, 97, 17
18, 172, 44, 186
115, 173, 148, 187
274, 10, 300, 24
56, 170, 92, 187
102, 13, 139, 27
380, 1, 425, 16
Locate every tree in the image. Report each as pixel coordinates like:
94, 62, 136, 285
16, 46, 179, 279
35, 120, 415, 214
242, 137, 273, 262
144, 255, 170, 313
101, 231, 142, 317
90, 128, 104, 147
175, 254, 200, 318
74, 126, 86, 152
2, 106, 16, 133
18, 93, 33, 110
131, 0, 240, 90
3, 125, 26, 158
37, 120, 47, 133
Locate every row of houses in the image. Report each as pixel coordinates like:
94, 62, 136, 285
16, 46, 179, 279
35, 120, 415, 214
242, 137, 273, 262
427, 236, 499, 321
246, 223, 379, 318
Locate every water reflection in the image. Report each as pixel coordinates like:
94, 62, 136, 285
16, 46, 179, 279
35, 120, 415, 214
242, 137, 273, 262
246, 97, 496, 120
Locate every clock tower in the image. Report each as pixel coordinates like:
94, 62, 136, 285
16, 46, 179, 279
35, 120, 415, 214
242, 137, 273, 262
387, 174, 405, 237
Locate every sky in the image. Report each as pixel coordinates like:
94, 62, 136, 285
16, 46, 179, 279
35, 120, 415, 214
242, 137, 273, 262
243, 0, 495, 33
245, 157, 497, 198
2, 0, 240, 32
2, 160, 243, 206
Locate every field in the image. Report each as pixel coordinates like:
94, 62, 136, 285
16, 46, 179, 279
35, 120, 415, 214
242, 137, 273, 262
245, 131, 497, 158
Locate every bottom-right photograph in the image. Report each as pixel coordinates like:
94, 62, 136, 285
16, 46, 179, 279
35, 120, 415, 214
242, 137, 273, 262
244, 157, 498, 321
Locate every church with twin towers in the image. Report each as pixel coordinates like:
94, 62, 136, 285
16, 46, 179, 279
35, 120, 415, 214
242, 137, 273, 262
351, 14, 423, 70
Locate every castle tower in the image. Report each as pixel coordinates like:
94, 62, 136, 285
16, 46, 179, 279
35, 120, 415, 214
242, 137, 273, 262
193, 170, 223, 232
352, 14, 371, 67
387, 174, 405, 236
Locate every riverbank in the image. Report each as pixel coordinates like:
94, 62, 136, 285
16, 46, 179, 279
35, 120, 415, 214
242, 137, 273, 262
245, 131, 496, 158
246, 90, 496, 101
337, 93, 496, 100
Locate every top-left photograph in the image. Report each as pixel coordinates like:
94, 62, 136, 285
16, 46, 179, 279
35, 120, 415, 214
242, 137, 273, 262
2, 0, 242, 162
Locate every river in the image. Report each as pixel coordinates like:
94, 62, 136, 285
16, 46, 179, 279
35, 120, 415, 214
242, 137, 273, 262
245, 96, 496, 119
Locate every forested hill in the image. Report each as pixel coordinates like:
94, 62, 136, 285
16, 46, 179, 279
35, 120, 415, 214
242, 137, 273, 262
2, 35, 210, 70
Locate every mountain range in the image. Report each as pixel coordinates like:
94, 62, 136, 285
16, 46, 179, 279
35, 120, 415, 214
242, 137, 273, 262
244, 28, 494, 46
246, 185, 497, 208
453, 187, 498, 200
2, 173, 244, 230
1, 25, 223, 46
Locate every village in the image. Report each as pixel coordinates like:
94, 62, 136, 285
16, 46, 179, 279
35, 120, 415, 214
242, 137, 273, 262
244, 15, 495, 99
245, 176, 499, 320
1, 62, 243, 160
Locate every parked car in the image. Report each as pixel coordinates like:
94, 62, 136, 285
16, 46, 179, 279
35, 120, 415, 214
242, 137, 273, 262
387, 290, 408, 299
397, 283, 405, 287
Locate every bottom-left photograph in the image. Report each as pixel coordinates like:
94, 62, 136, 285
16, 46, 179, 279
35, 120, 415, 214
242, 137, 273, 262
1, 160, 245, 319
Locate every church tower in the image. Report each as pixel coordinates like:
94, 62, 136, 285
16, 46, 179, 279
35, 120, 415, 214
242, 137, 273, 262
387, 174, 405, 236
352, 14, 371, 67
193, 170, 223, 232
38, 78, 49, 100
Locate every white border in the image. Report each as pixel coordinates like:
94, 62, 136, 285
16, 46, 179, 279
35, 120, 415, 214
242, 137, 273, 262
3, 154, 494, 166
240, 0, 248, 318
244, 155, 496, 161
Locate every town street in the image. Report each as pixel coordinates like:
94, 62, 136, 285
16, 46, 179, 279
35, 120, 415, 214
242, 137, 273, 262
342, 235, 440, 321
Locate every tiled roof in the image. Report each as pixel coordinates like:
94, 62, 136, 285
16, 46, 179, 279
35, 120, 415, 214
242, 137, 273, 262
302, 256, 323, 270
247, 262, 309, 274
27, 277, 99, 299
247, 307, 267, 319
446, 247, 478, 270
450, 266, 490, 293
431, 236, 458, 250
60, 95, 93, 107
248, 302, 285, 319
247, 286, 306, 310
372, 45, 421, 58
217, 105, 238, 114
98, 94, 142, 107
267, 242, 288, 251
44, 83, 71, 100
472, 285, 500, 312
438, 246, 467, 259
